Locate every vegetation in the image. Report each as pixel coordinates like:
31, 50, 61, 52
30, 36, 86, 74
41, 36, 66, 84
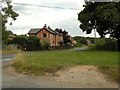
73, 36, 88, 46
1, 1, 19, 43
55, 28, 71, 45
91, 38, 118, 51
78, 2, 120, 39
73, 36, 118, 51
12, 50, 118, 82
27, 36, 41, 51
2, 44, 20, 54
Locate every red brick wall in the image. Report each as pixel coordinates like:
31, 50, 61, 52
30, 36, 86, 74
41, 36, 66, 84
36, 28, 63, 46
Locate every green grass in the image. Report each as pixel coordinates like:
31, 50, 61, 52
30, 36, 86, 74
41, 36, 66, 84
12, 50, 119, 82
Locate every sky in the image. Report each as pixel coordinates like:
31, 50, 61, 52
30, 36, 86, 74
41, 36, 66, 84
4, 0, 100, 37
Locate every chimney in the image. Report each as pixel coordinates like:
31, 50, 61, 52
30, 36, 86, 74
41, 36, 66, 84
43, 24, 47, 28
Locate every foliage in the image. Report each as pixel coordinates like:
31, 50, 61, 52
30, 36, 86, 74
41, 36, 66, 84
55, 28, 71, 45
12, 35, 27, 45
73, 36, 88, 45
80, 38, 88, 45
42, 41, 50, 50
103, 39, 118, 51
27, 36, 41, 51
12, 35, 27, 50
94, 38, 117, 51
2, 30, 13, 43
74, 43, 84, 47
78, 2, 120, 39
1, 1, 19, 42
95, 39, 105, 49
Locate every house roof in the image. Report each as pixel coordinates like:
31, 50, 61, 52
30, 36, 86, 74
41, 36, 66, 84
28, 28, 41, 34
28, 26, 60, 35
44, 27, 56, 34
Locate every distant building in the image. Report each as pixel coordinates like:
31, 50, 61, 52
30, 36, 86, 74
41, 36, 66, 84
28, 24, 63, 47
8, 35, 16, 41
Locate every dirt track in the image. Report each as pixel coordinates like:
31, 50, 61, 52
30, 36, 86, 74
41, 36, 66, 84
2, 65, 118, 88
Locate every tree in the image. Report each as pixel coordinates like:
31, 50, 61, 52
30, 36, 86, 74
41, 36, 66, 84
2, 30, 13, 43
27, 36, 41, 51
55, 28, 71, 45
12, 35, 28, 50
78, 2, 120, 39
1, 0, 19, 42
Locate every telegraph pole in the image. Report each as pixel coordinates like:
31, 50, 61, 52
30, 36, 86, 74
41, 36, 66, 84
94, 20, 97, 43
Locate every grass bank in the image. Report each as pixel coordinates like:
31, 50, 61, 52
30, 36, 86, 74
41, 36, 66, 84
1, 44, 20, 54
12, 50, 118, 82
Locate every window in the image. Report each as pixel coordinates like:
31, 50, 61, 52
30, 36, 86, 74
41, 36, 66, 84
43, 33, 47, 38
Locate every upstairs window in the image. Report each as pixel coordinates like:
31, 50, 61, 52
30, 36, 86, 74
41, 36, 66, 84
43, 33, 47, 38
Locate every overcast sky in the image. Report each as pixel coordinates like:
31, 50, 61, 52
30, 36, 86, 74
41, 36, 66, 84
5, 0, 100, 37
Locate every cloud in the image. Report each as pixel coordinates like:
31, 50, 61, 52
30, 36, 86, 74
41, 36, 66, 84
7, 0, 99, 37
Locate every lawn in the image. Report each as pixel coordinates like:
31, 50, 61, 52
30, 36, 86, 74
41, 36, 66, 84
12, 50, 119, 82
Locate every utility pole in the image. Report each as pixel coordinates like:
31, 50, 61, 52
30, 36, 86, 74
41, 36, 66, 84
94, 20, 97, 43
94, 28, 96, 43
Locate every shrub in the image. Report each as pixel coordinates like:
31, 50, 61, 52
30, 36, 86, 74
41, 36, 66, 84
95, 39, 105, 50
42, 41, 50, 50
27, 36, 41, 51
103, 39, 117, 51
94, 38, 117, 51
12, 35, 28, 51
80, 38, 88, 45
88, 43, 96, 50
74, 43, 84, 47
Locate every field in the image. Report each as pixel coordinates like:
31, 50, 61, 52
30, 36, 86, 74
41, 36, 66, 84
12, 50, 119, 82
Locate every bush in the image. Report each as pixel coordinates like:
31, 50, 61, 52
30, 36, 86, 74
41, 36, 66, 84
95, 39, 105, 50
27, 36, 41, 51
88, 43, 96, 50
80, 38, 88, 45
95, 38, 118, 51
103, 39, 117, 51
74, 43, 84, 47
41, 41, 50, 50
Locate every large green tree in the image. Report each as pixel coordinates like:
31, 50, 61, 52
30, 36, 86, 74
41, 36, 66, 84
1, 0, 19, 42
78, 2, 120, 39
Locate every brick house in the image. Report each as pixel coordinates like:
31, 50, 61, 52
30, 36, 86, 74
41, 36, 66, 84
28, 25, 63, 47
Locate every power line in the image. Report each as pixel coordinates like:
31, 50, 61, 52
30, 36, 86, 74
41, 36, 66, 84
0, 1, 81, 10
11, 2, 80, 10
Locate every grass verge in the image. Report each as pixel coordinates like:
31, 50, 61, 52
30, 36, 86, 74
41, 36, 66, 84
1, 45, 20, 54
12, 50, 119, 82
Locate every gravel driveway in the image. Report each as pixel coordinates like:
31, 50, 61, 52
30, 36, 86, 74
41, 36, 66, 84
2, 64, 118, 88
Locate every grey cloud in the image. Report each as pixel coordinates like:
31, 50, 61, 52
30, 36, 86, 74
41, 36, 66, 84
38, 1, 82, 11
8, 25, 31, 34
51, 17, 84, 36
13, 4, 26, 12
12, 0, 82, 15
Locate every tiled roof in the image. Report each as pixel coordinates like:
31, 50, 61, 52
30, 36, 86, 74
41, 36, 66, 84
44, 27, 58, 35
28, 27, 60, 35
28, 28, 41, 34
